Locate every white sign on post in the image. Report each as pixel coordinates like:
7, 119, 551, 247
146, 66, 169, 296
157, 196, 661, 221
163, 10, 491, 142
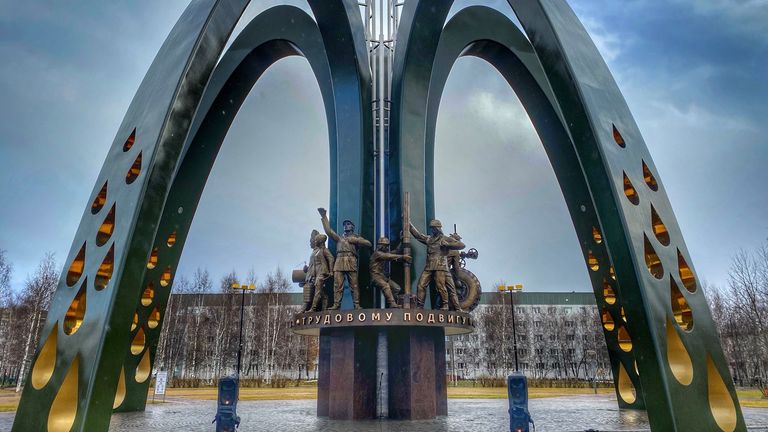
154, 371, 168, 396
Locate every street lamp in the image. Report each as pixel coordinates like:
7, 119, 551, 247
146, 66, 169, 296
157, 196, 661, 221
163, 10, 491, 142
230, 283, 256, 379
497, 284, 523, 372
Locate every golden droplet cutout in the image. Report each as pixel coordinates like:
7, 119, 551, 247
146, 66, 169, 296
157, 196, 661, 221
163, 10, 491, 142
602, 308, 615, 331
618, 362, 636, 404
131, 327, 146, 355
130, 312, 138, 332
64, 281, 87, 335
592, 227, 603, 244
609, 266, 616, 281
678, 250, 697, 293
95, 244, 115, 290
651, 205, 670, 246
135, 349, 151, 383
618, 325, 633, 352
667, 318, 693, 385
671, 279, 694, 331
31, 324, 58, 389
91, 181, 107, 214
125, 151, 142, 184
66, 244, 86, 287
96, 204, 116, 247
603, 280, 616, 305
642, 160, 658, 191
613, 124, 626, 148
623, 172, 639, 205
146, 248, 158, 270
620, 306, 627, 323
167, 231, 177, 248
587, 251, 599, 271
148, 306, 161, 329
160, 266, 172, 287
141, 283, 155, 307
644, 235, 664, 279
707, 355, 737, 432
113, 367, 126, 409
122, 129, 136, 152
48, 355, 79, 432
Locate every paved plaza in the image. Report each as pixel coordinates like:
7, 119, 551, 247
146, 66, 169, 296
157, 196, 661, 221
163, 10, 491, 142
2, 394, 767, 431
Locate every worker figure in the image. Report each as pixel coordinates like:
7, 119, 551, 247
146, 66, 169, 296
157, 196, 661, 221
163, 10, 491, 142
319, 208, 372, 310
301, 230, 320, 312
370, 237, 411, 308
444, 233, 466, 313
409, 219, 465, 310
308, 234, 334, 311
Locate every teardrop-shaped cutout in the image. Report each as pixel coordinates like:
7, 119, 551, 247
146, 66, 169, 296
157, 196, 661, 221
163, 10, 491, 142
587, 251, 599, 271
651, 205, 670, 246
623, 172, 640, 205
603, 280, 616, 305
31, 323, 58, 389
141, 282, 155, 307
96, 204, 116, 247
148, 306, 161, 329
671, 279, 694, 331
609, 266, 616, 281
620, 306, 627, 323
707, 355, 737, 432
131, 327, 145, 355
125, 151, 142, 184
95, 244, 115, 290
667, 318, 693, 385
146, 248, 158, 270
48, 355, 79, 432
160, 266, 172, 287
166, 231, 177, 248
122, 129, 136, 152
617, 325, 633, 352
642, 160, 658, 191
592, 227, 603, 244
91, 181, 108, 214
135, 349, 151, 383
617, 362, 637, 404
602, 308, 615, 331
634, 361, 640, 376
113, 367, 126, 409
130, 311, 138, 332
64, 281, 87, 335
66, 244, 86, 286
644, 235, 664, 279
677, 250, 697, 293
612, 124, 626, 148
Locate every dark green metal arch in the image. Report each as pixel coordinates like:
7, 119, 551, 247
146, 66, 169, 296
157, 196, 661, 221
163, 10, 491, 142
424, 5, 643, 410
13, 1, 372, 430
389, 1, 744, 431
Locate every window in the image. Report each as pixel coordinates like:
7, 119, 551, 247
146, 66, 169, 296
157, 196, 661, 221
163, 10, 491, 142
456, 348, 464, 355
518, 349, 528, 357
458, 363, 465, 369
566, 334, 575, 341
518, 335, 527, 342
535, 349, 543, 356
534, 320, 542, 328
564, 307, 573, 314
534, 335, 543, 342
567, 349, 575, 356
565, 321, 574, 328
532, 307, 541, 314
550, 348, 559, 356
549, 335, 556, 342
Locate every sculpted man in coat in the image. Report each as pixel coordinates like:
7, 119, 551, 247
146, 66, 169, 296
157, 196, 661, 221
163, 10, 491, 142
308, 233, 334, 311
370, 237, 411, 308
301, 230, 320, 311
319, 208, 372, 310
409, 219, 465, 310
444, 233, 466, 312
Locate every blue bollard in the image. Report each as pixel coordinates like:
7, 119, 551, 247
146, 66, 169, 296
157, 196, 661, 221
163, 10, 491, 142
213, 377, 241, 431
508, 373, 532, 432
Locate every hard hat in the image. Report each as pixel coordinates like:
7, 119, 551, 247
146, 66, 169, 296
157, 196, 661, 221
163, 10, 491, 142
429, 219, 442, 228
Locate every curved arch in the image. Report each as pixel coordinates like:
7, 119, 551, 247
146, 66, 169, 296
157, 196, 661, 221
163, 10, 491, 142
13, 1, 372, 430
390, 1, 743, 430
425, 7, 643, 409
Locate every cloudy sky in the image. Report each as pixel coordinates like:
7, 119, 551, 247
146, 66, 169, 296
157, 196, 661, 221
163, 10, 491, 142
0, 0, 766, 295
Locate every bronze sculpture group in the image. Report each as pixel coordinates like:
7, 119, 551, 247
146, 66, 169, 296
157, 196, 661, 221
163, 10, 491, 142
301, 208, 471, 312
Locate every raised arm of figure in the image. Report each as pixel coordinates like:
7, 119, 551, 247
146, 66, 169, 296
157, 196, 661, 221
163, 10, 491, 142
443, 236, 465, 250
409, 222, 428, 244
318, 208, 341, 242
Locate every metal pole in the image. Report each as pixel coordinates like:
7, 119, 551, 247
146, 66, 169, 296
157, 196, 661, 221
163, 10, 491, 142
237, 287, 245, 379
510, 291, 519, 372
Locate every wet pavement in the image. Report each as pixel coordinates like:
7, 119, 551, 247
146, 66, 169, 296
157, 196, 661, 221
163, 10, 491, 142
2, 395, 767, 431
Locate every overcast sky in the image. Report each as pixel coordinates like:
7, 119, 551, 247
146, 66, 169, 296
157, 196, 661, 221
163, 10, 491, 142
0, 0, 766, 295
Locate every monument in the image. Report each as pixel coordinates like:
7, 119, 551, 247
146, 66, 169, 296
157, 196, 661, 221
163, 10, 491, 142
12, 0, 744, 431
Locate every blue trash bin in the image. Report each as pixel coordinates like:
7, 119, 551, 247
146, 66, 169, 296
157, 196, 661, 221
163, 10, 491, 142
213, 377, 241, 431
508, 373, 532, 432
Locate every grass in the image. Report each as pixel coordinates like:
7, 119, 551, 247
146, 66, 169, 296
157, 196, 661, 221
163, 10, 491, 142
0, 386, 766, 412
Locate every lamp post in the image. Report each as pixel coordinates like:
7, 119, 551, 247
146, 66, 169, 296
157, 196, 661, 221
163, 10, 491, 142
230, 283, 256, 379
497, 284, 523, 373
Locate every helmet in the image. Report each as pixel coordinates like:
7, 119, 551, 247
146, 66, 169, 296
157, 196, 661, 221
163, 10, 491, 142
315, 234, 327, 244
342, 219, 355, 228
378, 237, 390, 246
429, 219, 442, 229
